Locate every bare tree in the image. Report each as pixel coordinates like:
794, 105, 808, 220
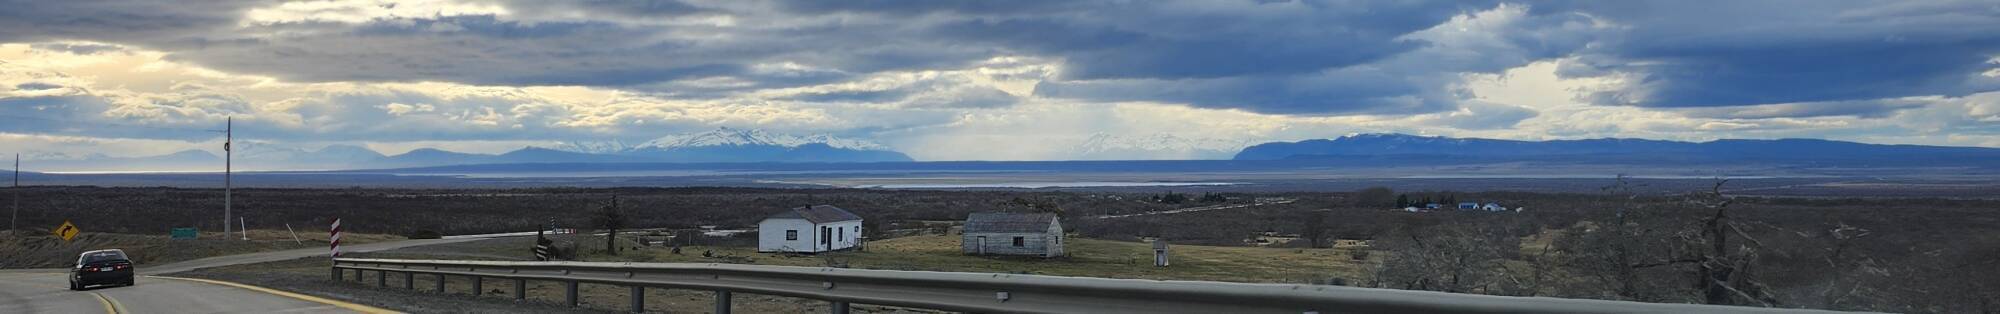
1300, 209, 1329, 248
594, 195, 625, 255
1553, 177, 1780, 306
1372, 222, 1520, 294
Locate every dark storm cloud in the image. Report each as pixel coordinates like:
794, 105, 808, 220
0, 0, 263, 47
1557, 0, 2000, 108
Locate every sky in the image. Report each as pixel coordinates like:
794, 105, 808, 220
0, 0, 1996, 161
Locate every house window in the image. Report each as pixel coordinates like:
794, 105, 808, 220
785, 230, 798, 240
838, 227, 845, 242
1012, 237, 1025, 247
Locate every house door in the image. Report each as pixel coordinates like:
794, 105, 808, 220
821, 227, 831, 250
976, 236, 986, 255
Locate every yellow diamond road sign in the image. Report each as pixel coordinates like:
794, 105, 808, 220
54, 220, 80, 242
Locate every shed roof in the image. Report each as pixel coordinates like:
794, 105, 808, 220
963, 212, 1058, 233
767, 205, 862, 224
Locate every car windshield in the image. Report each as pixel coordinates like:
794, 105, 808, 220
81, 251, 126, 264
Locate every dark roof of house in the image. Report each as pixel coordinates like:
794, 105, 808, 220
766, 205, 862, 224
963, 212, 1058, 234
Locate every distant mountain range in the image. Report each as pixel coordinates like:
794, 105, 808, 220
26, 128, 912, 172
1235, 133, 2000, 165
1071, 133, 1248, 160
25, 131, 2000, 172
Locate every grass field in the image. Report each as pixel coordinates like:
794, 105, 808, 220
584, 234, 1372, 284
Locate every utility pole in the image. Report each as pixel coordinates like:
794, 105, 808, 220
11, 153, 18, 232
223, 117, 233, 238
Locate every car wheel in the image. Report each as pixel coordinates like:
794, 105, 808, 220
68, 279, 79, 291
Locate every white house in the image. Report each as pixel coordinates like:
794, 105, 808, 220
1482, 202, 1506, 212
758, 205, 863, 253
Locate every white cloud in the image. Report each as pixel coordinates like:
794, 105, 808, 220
240, 0, 510, 26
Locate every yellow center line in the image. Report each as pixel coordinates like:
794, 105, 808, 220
89, 292, 121, 314
144, 275, 402, 314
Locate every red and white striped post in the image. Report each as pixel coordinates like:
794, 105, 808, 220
329, 218, 344, 281
329, 218, 343, 257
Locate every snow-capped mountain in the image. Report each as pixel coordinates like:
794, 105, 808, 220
631, 127, 890, 151
503, 127, 914, 163
1072, 133, 1249, 160
536, 140, 633, 155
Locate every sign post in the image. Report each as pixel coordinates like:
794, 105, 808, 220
53, 220, 79, 242
534, 228, 554, 261
329, 218, 342, 257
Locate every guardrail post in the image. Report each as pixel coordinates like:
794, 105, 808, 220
714, 290, 731, 314
513, 279, 526, 301
470, 276, 482, 296
330, 267, 338, 281
629, 286, 645, 313
565, 281, 579, 307
404, 272, 415, 290
434, 274, 446, 293
830, 301, 850, 314
377, 270, 387, 287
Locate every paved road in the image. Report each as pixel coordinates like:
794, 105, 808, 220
0, 238, 480, 313
0, 273, 352, 314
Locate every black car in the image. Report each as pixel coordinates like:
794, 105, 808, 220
69, 249, 134, 290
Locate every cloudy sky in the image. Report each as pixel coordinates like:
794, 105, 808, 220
1, 0, 1996, 161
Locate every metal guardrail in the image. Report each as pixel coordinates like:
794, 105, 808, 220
331, 258, 1849, 314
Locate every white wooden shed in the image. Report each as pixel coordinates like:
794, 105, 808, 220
758, 205, 863, 253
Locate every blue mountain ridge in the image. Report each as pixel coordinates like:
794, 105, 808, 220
1234, 133, 2000, 164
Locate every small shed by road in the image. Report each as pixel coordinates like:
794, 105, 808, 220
962, 212, 1065, 257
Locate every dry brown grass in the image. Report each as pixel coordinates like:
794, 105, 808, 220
586, 233, 1368, 284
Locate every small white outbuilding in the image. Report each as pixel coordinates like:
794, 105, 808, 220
758, 205, 863, 253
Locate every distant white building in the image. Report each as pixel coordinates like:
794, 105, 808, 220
1482, 202, 1506, 212
758, 205, 863, 253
